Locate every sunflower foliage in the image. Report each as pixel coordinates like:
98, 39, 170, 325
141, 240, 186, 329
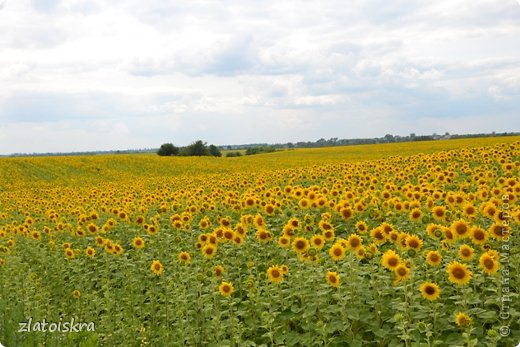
0, 137, 519, 346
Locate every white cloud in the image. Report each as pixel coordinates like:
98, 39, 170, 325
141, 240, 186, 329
0, 0, 519, 154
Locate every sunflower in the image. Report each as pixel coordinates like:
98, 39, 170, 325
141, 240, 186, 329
267, 266, 284, 283
479, 253, 499, 275
202, 244, 217, 258
370, 227, 386, 244
328, 243, 346, 262
426, 223, 444, 239
318, 220, 334, 233
298, 198, 310, 209
132, 237, 145, 249
406, 235, 423, 251
219, 282, 234, 297
87, 223, 98, 234
455, 312, 472, 328
443, 228, 456, 244
264, 204, 275, 216
72, 290, 81, 299
310, 234, 325, 250
235, 223, 247, 236
425, 250, 442, 266
278, 236, 291, 248
409, 208, 423, 222
355, 246, 366, 260
458, 244, 474, 261
462, 204, 477, 219
150, 260, 164, 276
394, 264, 410, 282
31, 231, 41, 240
95, 236, 105, 247
65, 248, 75, 259
256, 229, 272, 243
346, 233, 363, 251
322, 229, 335, 241
326, 271, 340, 288
419, 282, 441, 301
355, 221, 368, 233
280, 265, 289, 274
178, 251, 191, 264
369, 243, 379, 255
223, 229, 235, 241
292, 237, 309, 254
214, 265, 225, 277
470, 227, 488, 245
288, 217, 300, 229
340, 207, 353, 220
198, 218, 210, 229
85, 246, 96, 258
381, 249, 401, 270
233, 235, 244, 246
483, 204, 497, 219
447, 261, 472, 285
451, 220, 469, 239
488, 223, 510, 240
431, 206, 447, 221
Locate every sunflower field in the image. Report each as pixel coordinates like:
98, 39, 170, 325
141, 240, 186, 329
0, 137, 519, 346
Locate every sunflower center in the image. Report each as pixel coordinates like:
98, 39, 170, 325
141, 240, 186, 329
388, 258, 398, 267
271, 270, 281, 278
350, 239, 360, 248
425, 286, 435, 295
333, 248, 342, 256
456, 225, 467, 235
452, 267, 465, 279
474, 231, 484, 240
329, 275, 337, 283
483, 258, 494, 270
397, 267, 407, 276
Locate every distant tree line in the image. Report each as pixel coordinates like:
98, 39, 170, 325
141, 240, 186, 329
220, 131, 520, 151
157, 140, 221, 157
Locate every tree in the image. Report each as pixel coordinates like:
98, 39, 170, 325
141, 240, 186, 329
186, 140, 209, 156
157, 143, 179, 156
208, 145, 222, 157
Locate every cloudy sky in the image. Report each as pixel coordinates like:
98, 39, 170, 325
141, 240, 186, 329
0, 0, 519, 154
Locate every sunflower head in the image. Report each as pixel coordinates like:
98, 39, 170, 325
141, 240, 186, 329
326, 271, 340, 288
292, 237, 309, 254
328, 243, 346, 262
458, 244, 474, 261
394, 264, 411, 282
178, 251, 191, 264
455, 312, 472, 328
447, 261, 472, 285
479, 253, 499, 275
419, 282, 441, 301
150, 260, 164, 276
425, 250, 442, 266
382, 249, 401, 270
214, 265, 224, 277
267, 266, 284, 283
219, 282, 234, 297
346, 234, 363, 251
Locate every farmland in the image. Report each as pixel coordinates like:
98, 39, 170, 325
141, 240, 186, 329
0, 136, 519, 346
